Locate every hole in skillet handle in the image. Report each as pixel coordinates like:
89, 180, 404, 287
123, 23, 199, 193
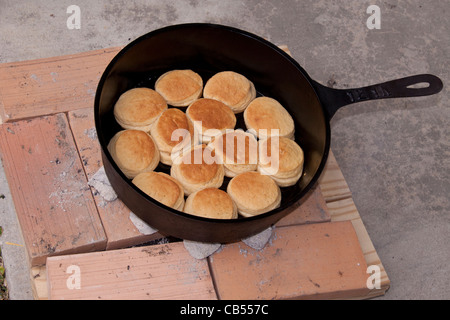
406, 82, 430, 89
311, 74, 444, 119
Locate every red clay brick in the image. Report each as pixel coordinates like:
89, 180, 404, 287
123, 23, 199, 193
46, 241, 217, 300
209, 221, 369, 300
0, 114, 106, 265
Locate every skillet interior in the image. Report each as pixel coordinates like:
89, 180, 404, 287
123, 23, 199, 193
95, 23, 330, 242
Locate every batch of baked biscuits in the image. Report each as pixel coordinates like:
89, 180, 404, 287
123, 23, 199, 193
108, 70, 304, 220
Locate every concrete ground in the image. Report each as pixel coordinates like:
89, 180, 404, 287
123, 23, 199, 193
0, 0, 448, 300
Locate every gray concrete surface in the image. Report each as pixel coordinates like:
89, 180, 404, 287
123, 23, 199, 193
0, 0, 448, 300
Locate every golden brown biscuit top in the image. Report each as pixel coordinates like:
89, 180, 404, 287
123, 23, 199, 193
155, 108, 194, 148
190, 188, 235, 218
114, 130, 156, 171
228, 171, 279, 209
244, 97, 293, 136
187, 98, 236, 130
259, 136, 303, 173
204, 71, 251, 106
155, 70, 202, 102
211, 130, 258, 165
178, 145, 220, 184
132, 172, 182, 208
114, 88, 167, 126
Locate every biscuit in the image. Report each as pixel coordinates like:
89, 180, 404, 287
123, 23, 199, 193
113, 87, 168, 132
244, 96, 295, 140
208, 130, 258, 177
107, 130, 160, 179
150, 108, 197, 165
155, 70, 203, 107
186, 98, 236, 143
170, 144, 224, 195
227, 171, 281, 217
258, 136, 304, 187
132, 171, 185, 211
184, 188, 238, 219
203, 71, 256, 113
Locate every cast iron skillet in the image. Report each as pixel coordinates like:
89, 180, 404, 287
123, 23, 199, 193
94, 23, 443, 243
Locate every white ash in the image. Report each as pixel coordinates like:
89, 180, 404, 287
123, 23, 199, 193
242, 227, 273, 251
183, 240, 222, 260
183, 227, 273, 259
129, 212, 158, 235
84, 127, 98, 140
88, 166, 117, 202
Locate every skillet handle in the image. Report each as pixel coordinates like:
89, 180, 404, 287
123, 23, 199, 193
311, 74, 443, 119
